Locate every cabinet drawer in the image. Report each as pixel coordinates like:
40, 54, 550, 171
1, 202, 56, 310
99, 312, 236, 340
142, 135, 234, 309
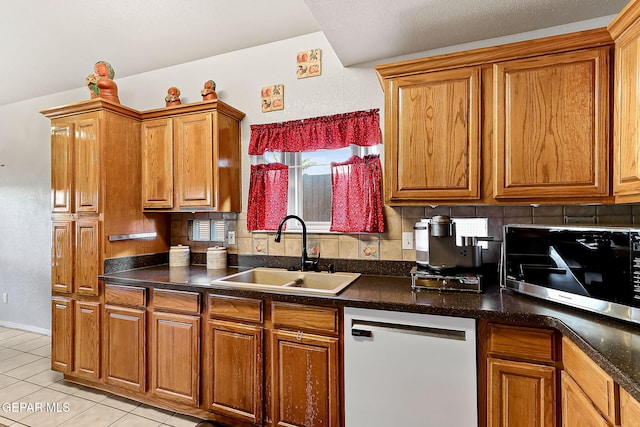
209, 295, 262, 323
105, 284, 146, 308
271, 302, 338, 335
152, 289, 200, 314
487, 323, 556, 363
562, 336, 618, 424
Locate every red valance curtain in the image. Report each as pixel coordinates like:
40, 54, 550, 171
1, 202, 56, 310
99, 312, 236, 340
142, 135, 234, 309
330, 155, 384, 233
249, 109, 381, 155
246, 163, 288, 231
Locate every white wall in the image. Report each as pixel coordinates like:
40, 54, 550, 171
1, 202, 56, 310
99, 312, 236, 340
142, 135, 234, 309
0, 16, 612, 332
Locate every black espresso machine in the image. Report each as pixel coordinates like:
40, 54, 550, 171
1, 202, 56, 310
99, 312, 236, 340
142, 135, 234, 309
411, 215, 490, 292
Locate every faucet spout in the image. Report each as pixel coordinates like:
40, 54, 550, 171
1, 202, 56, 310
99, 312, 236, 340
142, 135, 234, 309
274, 215, 319, 271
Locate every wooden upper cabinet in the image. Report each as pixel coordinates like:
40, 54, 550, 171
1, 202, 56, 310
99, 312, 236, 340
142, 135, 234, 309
141, 118, 173, 208
382, 67, 481, 204
74, 116, 100, 213
50, 121, 74, 213
141, 101, 244, 212
142, 119, 173, 208
174, 112, 214, 208
493, 47, 610, 199
376, 28, 613, 204
610, 1, 640, 201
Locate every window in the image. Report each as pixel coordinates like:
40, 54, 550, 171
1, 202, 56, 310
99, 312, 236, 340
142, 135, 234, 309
247, 109, 383, 232
256, 144, 381, 232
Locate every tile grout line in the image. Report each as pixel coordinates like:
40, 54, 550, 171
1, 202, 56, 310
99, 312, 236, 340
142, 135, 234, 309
0, 327, 204, 427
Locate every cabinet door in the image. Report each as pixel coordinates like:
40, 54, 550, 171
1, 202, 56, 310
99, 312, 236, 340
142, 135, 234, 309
620, 388, 640, 427
75, 117, 100, 213
207, 320, 262, 424
51, 219, 73, 293
103, 305, 146, 393
562, 336, 617, 423
142, 118, 174, 208
150, 311, 200, 406
561, 371, 612, 427
613, 23, 640, 199
487, 357, 556, 427
75, 218, 100, 296
51, 297, 74, 373
494, 47, 610, 199
174, 113, 213, 208
50, 121, 74, 213
271, 329, 339, 427
74, 300, 101, 379
384, 67, 481, 203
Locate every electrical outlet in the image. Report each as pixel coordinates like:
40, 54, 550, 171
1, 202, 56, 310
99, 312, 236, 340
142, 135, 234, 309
402, 232, 414, 250
227, 231, 236, 245
2, 293, 7, 303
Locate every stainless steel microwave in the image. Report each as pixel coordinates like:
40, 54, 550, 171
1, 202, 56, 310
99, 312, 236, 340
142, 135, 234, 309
502, 224, 640, 325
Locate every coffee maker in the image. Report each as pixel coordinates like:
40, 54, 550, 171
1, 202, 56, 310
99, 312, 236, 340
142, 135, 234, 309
412, 215, 486, 292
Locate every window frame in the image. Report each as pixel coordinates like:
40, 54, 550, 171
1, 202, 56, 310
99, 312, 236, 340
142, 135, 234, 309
253, 144, 381, 233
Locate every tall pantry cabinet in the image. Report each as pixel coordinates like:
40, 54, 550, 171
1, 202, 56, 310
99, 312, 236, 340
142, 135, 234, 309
42, 99, 170, 377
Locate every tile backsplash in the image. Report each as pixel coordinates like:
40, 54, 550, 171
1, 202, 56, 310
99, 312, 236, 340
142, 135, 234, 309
170, 204, 640, 265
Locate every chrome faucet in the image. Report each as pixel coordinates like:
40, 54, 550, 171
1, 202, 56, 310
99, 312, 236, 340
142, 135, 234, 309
274, 215, 320, 271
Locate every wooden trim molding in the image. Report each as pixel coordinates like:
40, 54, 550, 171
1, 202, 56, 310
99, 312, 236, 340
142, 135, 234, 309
375, 27, 613, 83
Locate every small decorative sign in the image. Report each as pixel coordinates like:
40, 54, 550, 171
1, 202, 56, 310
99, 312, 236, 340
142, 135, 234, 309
253, 236, 268, 255
261, 84, 284, 112
296, 49, 322, 79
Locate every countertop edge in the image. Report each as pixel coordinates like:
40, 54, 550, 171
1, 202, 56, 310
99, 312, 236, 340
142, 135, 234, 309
99, 265, 640, 402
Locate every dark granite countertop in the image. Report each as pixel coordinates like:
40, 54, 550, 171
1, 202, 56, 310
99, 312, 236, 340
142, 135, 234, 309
100, 264, 640, 402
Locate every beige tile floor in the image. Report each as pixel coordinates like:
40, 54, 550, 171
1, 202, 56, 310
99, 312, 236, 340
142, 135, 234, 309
0, 326, 211, 427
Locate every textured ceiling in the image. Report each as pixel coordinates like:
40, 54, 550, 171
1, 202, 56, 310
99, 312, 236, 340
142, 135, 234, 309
0, 0, 631, 106
306, 0, 630, 66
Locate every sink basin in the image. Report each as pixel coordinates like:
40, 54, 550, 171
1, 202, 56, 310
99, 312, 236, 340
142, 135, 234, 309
211, 267, 360, 295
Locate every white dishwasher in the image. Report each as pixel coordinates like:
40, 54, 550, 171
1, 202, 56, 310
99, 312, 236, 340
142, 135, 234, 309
344, 307, 478, 426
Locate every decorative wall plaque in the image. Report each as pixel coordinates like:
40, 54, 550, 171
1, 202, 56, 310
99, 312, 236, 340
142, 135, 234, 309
296, 49, 322, 79
261, 84, 284, 112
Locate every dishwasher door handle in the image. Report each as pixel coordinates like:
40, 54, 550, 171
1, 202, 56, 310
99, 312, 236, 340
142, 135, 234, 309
351, 328, 373, 337
351, 319, 467, 341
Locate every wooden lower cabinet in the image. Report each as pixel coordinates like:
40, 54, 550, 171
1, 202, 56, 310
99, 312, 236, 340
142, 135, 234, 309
561, 371, 612, 427
150, 310, 200, 406
270, 329, 340, 427
620, 388, 640, 427
482, 321, 558, 427
103, 305, 146, 392
207, 319, 263, 424
487, 358, 556, 427
74, 300, 101, 379
51, 296, 74, 373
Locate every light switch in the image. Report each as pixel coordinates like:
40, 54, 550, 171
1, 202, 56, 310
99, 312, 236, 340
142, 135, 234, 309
402, 232, 414, 250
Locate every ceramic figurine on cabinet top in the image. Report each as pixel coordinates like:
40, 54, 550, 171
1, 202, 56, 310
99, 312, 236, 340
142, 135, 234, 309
201, 80, 217, 101
85, 61, 120, 103
165, 86, 181, 106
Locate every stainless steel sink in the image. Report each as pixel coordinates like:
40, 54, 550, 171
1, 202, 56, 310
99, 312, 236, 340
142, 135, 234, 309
211, 267, 360, 295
